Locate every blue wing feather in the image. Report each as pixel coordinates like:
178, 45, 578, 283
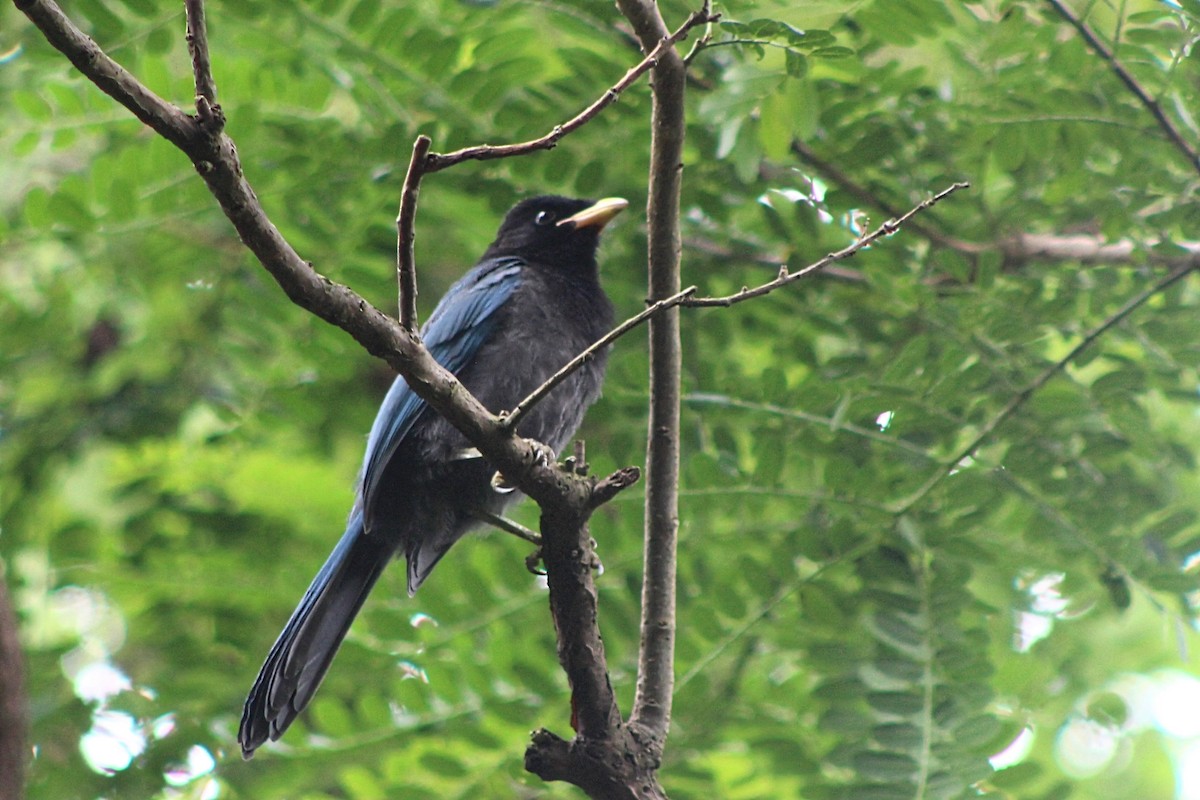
358, 256, 524, 510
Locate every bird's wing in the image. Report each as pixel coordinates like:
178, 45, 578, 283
358, 256, 524, 511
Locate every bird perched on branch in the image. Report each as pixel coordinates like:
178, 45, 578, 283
238, 195, 626, 758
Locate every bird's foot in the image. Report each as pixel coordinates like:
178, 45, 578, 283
490, 470, 518, 494
530, 440, 557, 468
491, 440, 557, 492
525, 547, 546, 576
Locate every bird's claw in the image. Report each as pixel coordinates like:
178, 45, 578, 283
531, 441, 556, 467
490, 471, 517, 494
586, 537, 604, 574
525, 548, 546, 576
491, 441, 557, 493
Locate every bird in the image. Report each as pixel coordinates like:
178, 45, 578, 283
238, 195, 626, 758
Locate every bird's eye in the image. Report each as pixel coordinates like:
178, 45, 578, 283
534, 210, 555, 226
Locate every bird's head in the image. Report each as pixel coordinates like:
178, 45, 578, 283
486, 195, 628, 267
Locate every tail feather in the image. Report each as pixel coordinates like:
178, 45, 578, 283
239, 509, 393, 758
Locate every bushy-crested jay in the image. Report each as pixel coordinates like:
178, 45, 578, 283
238, 195, 625, 758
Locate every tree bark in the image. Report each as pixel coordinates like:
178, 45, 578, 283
615, 0, 687, 752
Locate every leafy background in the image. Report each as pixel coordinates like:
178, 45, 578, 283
3, 0, 1200, 797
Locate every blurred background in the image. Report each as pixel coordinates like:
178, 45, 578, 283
3, 0, 1200, 797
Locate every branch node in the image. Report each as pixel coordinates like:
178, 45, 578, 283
194, 94, 225, 135
590, 466, 641, 510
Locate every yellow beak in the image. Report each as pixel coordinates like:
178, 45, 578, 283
558, 197, 629, 230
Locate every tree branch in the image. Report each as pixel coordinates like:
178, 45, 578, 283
397, 135, 431, 331
501, 287, 698, 434
15, 0, 198, 150
1045, 0, 1200, 177
13, 0, 599, 533
474, 510, 541, 546
793, 140, 1200, 272
423, 6, 717, 173
616, 0, 687, 758
790, 140, 981, 253
684, 393, 936, 461
15, 4, 686, 797
1002, 232, 1200, 268
184, 0, 216, 105
684, 182, 970, 307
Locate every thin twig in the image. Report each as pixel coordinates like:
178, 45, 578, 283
1045, 0, 1200, 176
184, 0, 217, 107
13, 0, 562, 505
681, 0, 713, 65
474, 510, 542, 546
892, 259, 1197, 514
683, 393, 936, 460
790, 140, 981, 253
16, 0, 198, 148
685, 182, 970, 307
424, 6, 718, 173
500, 286, 698, 433
397, 135, 431, 331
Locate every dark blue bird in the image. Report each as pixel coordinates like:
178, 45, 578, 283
238, 195, 624, 758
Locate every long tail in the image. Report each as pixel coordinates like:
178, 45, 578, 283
238, 507, 393, 758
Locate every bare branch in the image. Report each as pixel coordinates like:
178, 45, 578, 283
892, 259, 1197, 514
685, 235, 867, 282
617, 0, 686, 759
681, 0, 714, 65
685, 182, 970, 307
501, 286, 698, 434
684, 393, 936, 461
397, 135, 431, 331
590, 466, 643, 509
474, 510, 541, 546
793, 141, 1200, 271
791, 140, 982, 252
184, 0, 217, 106
424, 6, 717, 173
16, 0, 198, 150
1004, 232, 1200, 268
1046, 0, 1200, 177
13, 0, 583, 520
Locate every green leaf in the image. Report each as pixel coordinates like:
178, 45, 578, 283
871, 722, 924, 749
866, 691, 926, 717
785, 49, 808, 79
852, 750, 918, 781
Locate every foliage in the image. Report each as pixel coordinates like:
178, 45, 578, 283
3, 0, 1200, 797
